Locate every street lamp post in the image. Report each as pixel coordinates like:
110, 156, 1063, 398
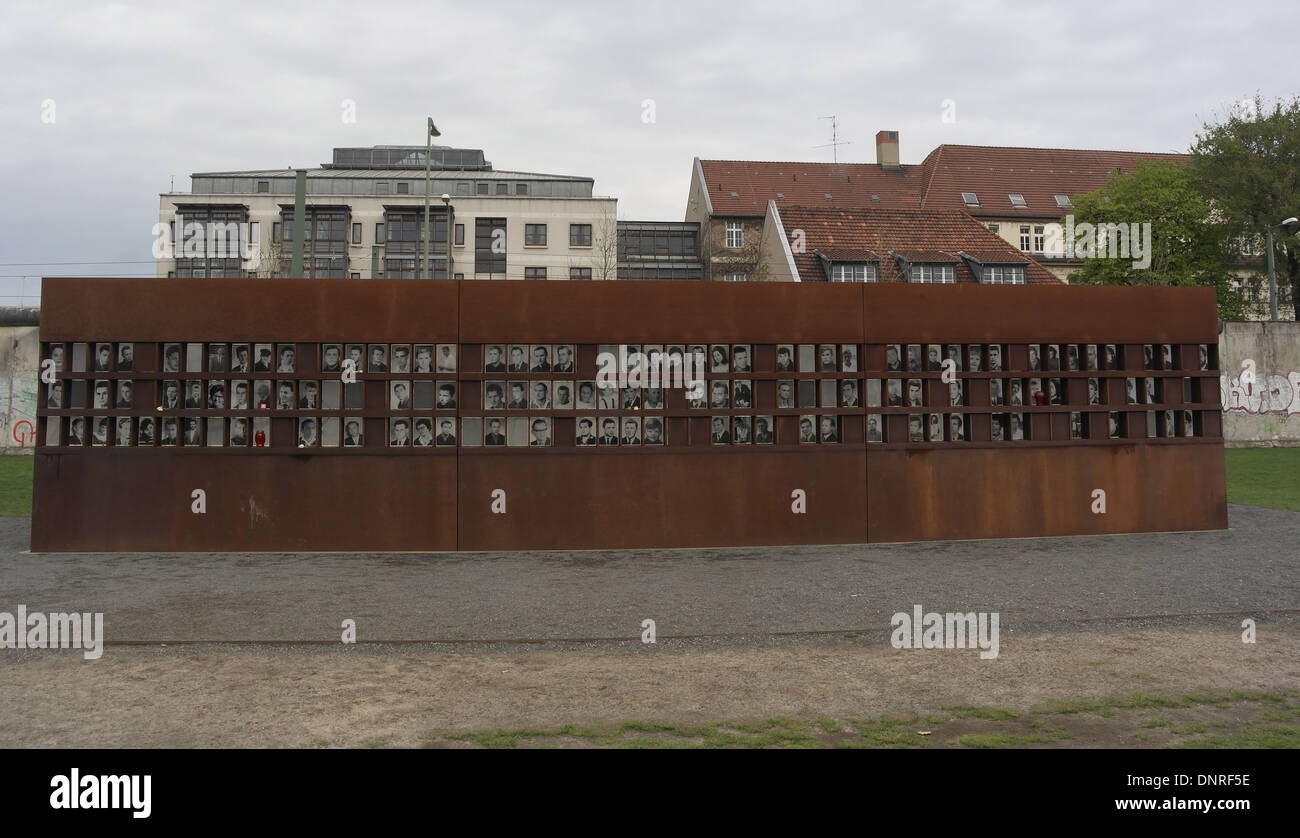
1266, 216, 1298, 320
442, 194, 452, 280
424, 118, 441, 280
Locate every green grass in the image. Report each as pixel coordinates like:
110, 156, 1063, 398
0, 456, 32, 516
1224, 447, 1300, 511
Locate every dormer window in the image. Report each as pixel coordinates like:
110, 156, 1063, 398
982, 265, 1026, 284
830, 263, 877, 282
909, 264, 955, 284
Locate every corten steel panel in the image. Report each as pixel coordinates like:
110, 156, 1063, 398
862, 285, 1217, 344
32, 452, 457, 552
458, 450, 867, 550
38, 279, 459, 341
865, 444, 1227, 543
459, 280, 866, 343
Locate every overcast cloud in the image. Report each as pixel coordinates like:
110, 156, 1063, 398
0, 0, 1290, 302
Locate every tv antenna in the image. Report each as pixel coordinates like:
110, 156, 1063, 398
815, 116, 851, 163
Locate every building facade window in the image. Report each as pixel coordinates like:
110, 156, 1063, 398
723, 272, 747, 282
475, 217, 507, 276
495, 183, 509, 195
570, 224, 592, 247
375, 223, 385, 244
982, 265, 1026, 284
174, 205, 247, 278
1033, 226, 1045, 253
725, 221, 743, 249
986, 223, 1000, 234
396, 182, 409, 194
525, 267, 547, 280
1019, 225, 1031, 251
256, 180, 269, 193
830, 263, 876, 282
279, 207, 349, 278
525, 224, 548, 246
351, 222, 362, 245
272, 222, 282, 242
909, 264, 955, 284
570, 267, 592, 280
516, 183, 528, 196
476, 183, 489, 195
454, 223, 464, 246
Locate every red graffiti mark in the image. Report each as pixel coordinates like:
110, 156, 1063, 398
12, 420, 34, 447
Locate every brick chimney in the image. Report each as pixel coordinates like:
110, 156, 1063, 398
876, 130, 900, 169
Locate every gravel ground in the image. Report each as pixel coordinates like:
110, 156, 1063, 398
1, 504, 1296, 747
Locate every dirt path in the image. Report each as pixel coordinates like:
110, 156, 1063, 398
3, 624, 1296, 747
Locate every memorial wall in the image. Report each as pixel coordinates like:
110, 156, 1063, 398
32, 278, 1227, 551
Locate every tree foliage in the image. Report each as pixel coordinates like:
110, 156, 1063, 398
1190, 94, 1300, 320
1067, 160, 1245, 319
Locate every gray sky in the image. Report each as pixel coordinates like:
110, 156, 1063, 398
0, 0, 1291, 303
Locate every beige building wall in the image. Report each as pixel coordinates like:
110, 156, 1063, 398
158, 195, 618, 280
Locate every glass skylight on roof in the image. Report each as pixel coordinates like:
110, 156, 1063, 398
961, 192, 979, 207
1055, 194, 1072, 208
1008, 193, 1027, 208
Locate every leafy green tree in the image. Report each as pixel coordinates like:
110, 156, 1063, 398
1190, 94, 1300, 320
1067, 160, 1245, 319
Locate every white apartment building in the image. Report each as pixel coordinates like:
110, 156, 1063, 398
156, 145, 618, 281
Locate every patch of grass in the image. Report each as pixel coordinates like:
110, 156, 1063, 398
354, 735, 395, 749
1224, 448, 1300, 511
1140, 717, 1173, 729
955, 730, 1066, 748
1174, 725, 1300, 749
0, 456, 33, 516
447, 728, 561, 749
1171, 722, 1208, 735
940, 704, 1021, 721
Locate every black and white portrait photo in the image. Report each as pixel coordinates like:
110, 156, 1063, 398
908, 414, 923, 442
367, 344, 388, 373
163, 342, 182, 373
1183, 410, 1195, 437
1010, 413, 1024, 441
576, 381, 597, 410
253, 343, 273, 372
437, 418, 458, 446
530, 344, 551, 372
1046, 343, 1060, 371
887, 378, 903, 406
1199, 344, 1209, 371
927, 344, 942, 371
576, 417, 597, 445
483, 344, 506, 372
389, 417, 410, 446
552, 344, 574, 373
412, 418, 434, 446
1048, 378, 1063, 405
710, 345, 729, 372
949, 380, 964, 407
991, 413, 1006, 441
507, 381, 529, 409
776, 344, 795, 371
689, 345, 708, 371
340, 344, 362, 375
1009, 379, 1024, 406
229, 380, 249, 410
907, 378, 923, 407
969, 345, 983, 372
271, 380, 292, 411
644, 417, 665, 445
297, 417, 318, 447
484, 382, 505, 410
276, 343, 296, 373
320, 344, 342, 373
436, 344, 457, 373
207, 343, 227, 372
1105, 344, 1118, 370
907, 344, 922, 372
181, 417, 200, 446
385, 344, 408, 373
841, 345, 858, 373
161, 380, 180, 410
507, 344, 528, 373
1085, 344, 1099, 371
46, 380, 63, 408
947, 344, 963, 372
1028, 344, 1041, 371
733, 380, 753, 409
598, 417, 619, 446
820, 415, 838, 443
91, 379, 110, 409
928, 413, 943, 442
179, 380, 200, 409
229, 417, 248, 446
1066, 344, 1079, 371
732, 344, 752, 372
138, 416, 155, 446
598, 380, 619, 409
66, 417, 87, 446
990, 378, 1004, 405
840, 379, 860, 407
710, 380, 729, 409
819, 344, 837, 372
642, 386, 662, 410
988, 343, 1003, 372
1125, 377, 1137, 404
48, 343, 64, 372
297, 380, 317, 409
777, 380, 796, 409
732, 415, 753, 444
229, 344, 250, 373
115, 417, 132, 447
343, 419, 364, 447
117, 343, 133, 371
711, 416, 730, 444
390, 381, 411, 410
93, 342, 112, 372
754, 416, 773, 444
948, 414, 965, 442
798, 416, 816, 444
206, 381, 224, 410
436, 382, 457, 409
160, 417, 178, 447
621, 416, 641, 445
866, 414, 882, 442
531, 380, 551, 410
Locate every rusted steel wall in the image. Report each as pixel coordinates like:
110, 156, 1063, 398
32, 278, 1225, 551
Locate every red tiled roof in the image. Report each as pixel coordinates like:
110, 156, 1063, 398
918, 145, 1188, 218
775, 206, 1060, 284
701, 145, 1187, 220
699, 159, 922, 216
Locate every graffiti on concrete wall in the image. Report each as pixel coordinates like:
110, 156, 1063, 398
1221, 367, 1300, 417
